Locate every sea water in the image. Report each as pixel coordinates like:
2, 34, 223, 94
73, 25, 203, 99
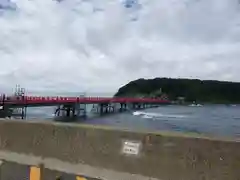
22, 104, 240, 138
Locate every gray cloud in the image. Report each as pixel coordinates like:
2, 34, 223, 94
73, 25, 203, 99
0, 0, 240, 94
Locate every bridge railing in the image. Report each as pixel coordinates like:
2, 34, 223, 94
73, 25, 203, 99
0, 95, 169, 104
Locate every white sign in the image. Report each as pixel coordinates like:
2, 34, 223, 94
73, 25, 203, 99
122, 141, 141, 155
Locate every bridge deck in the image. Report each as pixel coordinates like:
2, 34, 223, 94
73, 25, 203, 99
0, 96, 170, 107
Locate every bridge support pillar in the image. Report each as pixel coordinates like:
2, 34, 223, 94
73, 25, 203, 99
108, 103, 115, 113
131, 103, 135, 110
142, 103, 145, 109
92, 103, 115, 115
119, 103, 127, 112
10, 105, 27, 119
100, 103, 110, 115
74, 103, 87, 119
91, 104, 99, 114
137, 104, 141, 109
54, 103, 87, 120
131, 103, 140, 110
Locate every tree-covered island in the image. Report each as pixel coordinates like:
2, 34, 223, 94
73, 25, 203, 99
114, 78, 240, 104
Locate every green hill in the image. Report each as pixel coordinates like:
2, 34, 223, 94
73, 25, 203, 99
114, 78, 240, 103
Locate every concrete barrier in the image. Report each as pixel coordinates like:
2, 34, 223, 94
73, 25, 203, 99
0, 160, 94, 180
0, 119, 239, 180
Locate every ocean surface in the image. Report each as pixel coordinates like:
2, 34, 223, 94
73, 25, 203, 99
22, 104, 240, 138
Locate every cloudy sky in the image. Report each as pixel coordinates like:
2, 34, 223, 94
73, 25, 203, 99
0, 0, 240, 94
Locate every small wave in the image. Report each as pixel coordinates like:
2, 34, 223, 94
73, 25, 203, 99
160, 114, 187, 118
188, 104, 203, 107
132, 111, 187, 119
132, 111, 143, 116
142, 114, 153, 119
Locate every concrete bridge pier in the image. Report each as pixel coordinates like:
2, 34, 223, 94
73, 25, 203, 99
55, 103, 87, 119
92, 103, 115, 115
91, 104, 99, 114
108, 103, 115, 113
1, 95, 27, 120
0, 105, 11, 118
142, 103, 146, 109
76, 103, 87, 119
132, 103, 142, 110
145, 103, 149, 109
64, 105, 73, 117
55, 105, 61, 117
55, 104, 76, 118
131, 103, 136, 110
100, 103, 110, 115
9, 106, 27, 120
138, 103, 142, 109
119, 103, 127, 112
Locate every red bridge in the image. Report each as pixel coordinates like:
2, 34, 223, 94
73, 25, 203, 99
0, 94, 170, 119
2, 96, 169, 106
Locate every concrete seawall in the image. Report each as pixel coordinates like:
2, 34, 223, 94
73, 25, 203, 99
0, 119, 239, 180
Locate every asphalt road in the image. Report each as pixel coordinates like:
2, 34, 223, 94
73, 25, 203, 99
0, 161, 100, 180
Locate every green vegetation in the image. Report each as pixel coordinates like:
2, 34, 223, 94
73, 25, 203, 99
114, 78, 240, 103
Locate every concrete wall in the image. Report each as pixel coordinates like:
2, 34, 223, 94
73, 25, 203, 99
0, 119, 239, 180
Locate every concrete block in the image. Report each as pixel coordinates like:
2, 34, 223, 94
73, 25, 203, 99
0, 119, 239, 180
